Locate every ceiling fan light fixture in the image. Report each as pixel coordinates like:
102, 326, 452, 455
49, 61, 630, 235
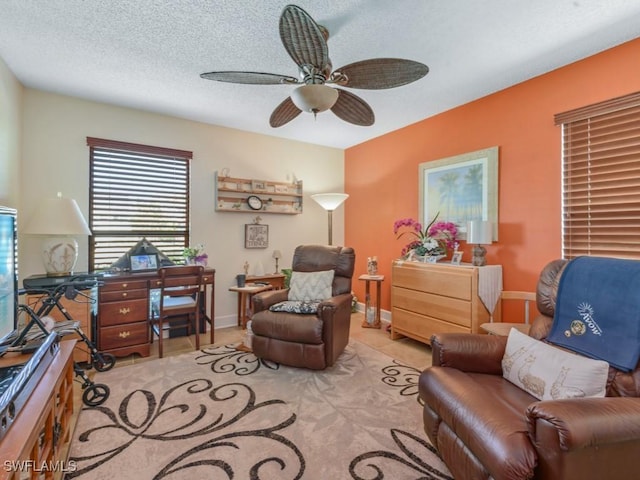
291, 84, 338, 114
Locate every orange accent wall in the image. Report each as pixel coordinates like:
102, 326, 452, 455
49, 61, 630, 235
345, 37, 640, 312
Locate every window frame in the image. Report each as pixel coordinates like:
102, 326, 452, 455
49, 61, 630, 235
87, 137, 192, 271
555, 91, 640, 260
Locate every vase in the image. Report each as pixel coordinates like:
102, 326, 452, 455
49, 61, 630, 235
413, 254, 445, 263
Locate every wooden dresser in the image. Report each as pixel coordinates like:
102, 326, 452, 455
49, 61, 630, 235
391, 260, 501, 345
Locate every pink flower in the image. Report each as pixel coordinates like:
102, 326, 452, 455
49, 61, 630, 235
394, 213, 459, 257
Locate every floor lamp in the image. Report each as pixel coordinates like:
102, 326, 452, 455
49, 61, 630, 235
22, 193, 92, 276
311, 193, 349, 245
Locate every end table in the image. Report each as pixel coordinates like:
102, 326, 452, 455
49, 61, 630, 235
228, 283, 274, 328
359, 274, 384, 328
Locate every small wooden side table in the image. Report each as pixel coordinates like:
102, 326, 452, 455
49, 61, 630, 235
229, 283, 274, 328
359, 274, 384, 328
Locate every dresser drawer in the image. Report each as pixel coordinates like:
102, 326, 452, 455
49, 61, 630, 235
392, 263, 472, 300
99, 322, 149, 350
392, 286, 471, 327
101, 279, 148, 293
101, 288, 148, 303
393, 308, 470, 343
100, 298, 149, 326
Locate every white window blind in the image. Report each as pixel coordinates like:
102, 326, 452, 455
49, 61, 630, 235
87, 137, 191, 271
555, 91, 640, 260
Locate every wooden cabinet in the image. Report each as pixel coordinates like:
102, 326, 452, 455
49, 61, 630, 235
391, 261, 500, 345
214, 172, 303, 214
97, 278, 150, 358
25, 293, 94, 365
0, 341, 76, 480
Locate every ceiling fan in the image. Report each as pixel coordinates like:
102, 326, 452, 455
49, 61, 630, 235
200, 4, 429, 128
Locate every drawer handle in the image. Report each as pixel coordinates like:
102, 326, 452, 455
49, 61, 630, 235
119, 307, 131, 315
155, 281, 162, 286
118, 331, 131, 339
121, 292, 128, 298
122, 283, 128, 288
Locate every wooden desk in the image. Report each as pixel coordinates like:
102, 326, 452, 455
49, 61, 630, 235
98, 267, 215, 357
359, 274, 384, 328
228, 283, 274, 328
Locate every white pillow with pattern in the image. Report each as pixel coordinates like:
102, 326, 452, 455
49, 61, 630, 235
288, 270, 334, 302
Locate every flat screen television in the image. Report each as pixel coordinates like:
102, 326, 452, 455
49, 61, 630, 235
0, 206, 18, 346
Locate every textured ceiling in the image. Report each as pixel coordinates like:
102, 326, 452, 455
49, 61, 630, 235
1, 1, 639, 149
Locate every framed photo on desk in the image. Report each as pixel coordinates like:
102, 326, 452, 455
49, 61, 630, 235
130, 253, 158, 272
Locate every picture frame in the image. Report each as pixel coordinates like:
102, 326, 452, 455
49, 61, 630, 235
244, 224, 269, 249
451, 251, 463, 265
251, 180, 266, 192
419, 146, 499, 241
130, 253, 158, 271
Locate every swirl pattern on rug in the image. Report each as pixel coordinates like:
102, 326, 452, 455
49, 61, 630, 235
68, 342, 450, 479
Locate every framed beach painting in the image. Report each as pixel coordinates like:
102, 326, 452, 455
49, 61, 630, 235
419, 147, 499, 241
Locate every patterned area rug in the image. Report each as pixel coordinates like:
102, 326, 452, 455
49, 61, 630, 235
66, 341, 452, 479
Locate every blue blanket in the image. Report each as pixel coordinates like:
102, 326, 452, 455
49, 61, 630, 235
547, 256, 640, 372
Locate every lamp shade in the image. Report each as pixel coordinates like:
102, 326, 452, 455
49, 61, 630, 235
467, 220, 493, 245
22, 194, 91, 276
291, 85, 339, 113
272, 250, 282, 260
22, 195, 91, 235
311, 193, 349, 211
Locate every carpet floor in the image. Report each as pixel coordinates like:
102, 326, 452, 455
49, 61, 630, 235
66, 341, 452, 479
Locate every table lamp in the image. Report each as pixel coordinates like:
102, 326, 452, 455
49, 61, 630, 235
22, 193, 92, 276
272, 249, 282, 273
467, 220, 493, 266
311, 193, 349, 245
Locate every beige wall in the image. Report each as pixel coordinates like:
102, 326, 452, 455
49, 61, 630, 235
0, 56, 22, 208
19, 89, 345, 326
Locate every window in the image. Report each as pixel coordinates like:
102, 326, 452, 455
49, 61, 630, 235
555, 91, 640, 260
87, 137, 191, 271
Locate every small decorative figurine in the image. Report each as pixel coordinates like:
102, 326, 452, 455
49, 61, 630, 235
243, 261, 249, 275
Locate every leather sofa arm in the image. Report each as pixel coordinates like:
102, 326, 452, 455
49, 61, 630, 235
318, 293, 352, 321
252, 289, 289, 313
528, 397, 640, 449
431, 333, 507, 374
527, 398, 640, 479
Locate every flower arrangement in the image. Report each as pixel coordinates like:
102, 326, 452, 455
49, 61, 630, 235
183, 244, 208, 265
394, 213, 458, 258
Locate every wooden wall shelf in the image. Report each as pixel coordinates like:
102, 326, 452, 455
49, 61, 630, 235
215, 172, 303, 214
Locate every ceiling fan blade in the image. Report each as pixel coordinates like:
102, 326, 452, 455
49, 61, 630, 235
332, 58, 429, 89
330, 89, 374, 126
270, 96, 302, 128
279, 4, 329, 71
200, 71, 299, 85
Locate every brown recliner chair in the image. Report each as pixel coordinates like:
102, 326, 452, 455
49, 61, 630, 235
251, 245, 355, 370
419, 259, 640, 480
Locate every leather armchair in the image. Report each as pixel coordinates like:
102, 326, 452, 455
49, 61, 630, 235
251, 244, 355, 370
419, 259, 640, 480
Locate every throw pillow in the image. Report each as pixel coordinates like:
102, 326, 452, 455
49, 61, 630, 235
288, 270, 334, 301
502, 328, 609, 401
269, 300, 320, 314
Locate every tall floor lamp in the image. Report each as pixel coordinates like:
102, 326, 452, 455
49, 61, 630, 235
311, 193, 349, 245
22, 193, 92, 276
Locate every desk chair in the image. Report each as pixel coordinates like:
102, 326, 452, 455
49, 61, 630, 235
151, 265, 204, 358
480, 290, 537, 336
